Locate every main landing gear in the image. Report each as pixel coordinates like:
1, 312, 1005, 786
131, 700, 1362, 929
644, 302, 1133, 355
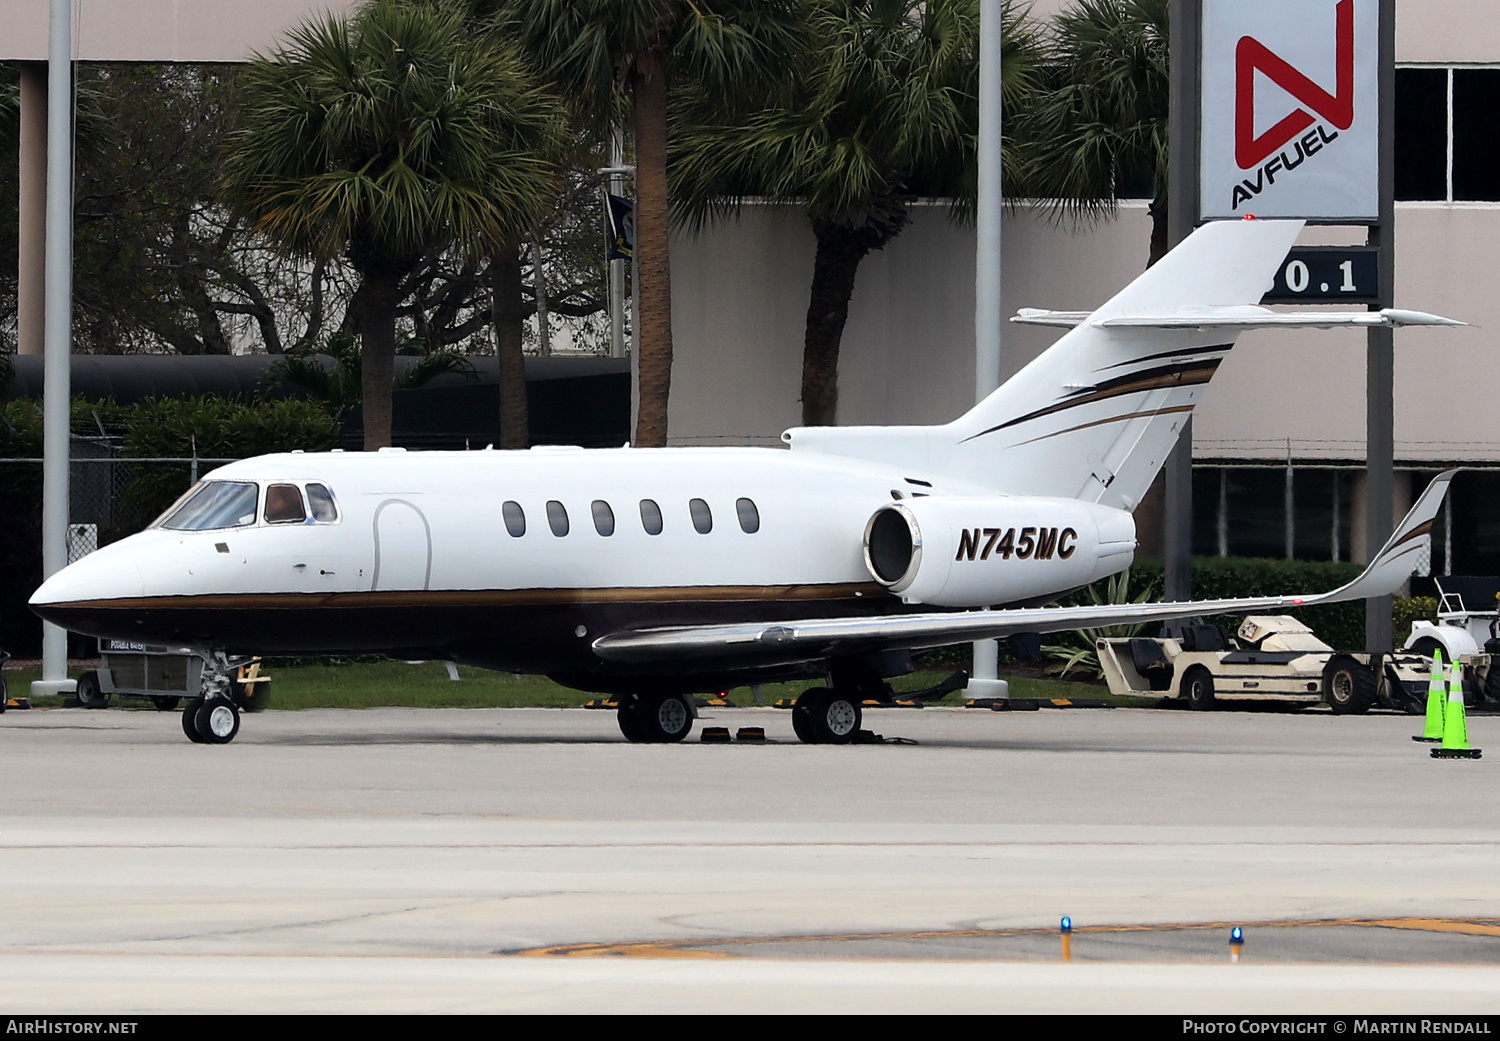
617, 691, 696, 743
791, 662, 970, 744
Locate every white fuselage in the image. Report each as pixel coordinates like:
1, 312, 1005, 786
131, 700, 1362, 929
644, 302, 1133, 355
31, 444, 1136, 687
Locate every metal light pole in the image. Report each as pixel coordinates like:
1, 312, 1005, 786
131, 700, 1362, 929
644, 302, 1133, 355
34, 0, 76, 698
968, 0, 1008, 702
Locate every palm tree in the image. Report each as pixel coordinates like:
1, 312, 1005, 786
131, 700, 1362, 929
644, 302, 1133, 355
222, 0, 565, 450
1009, 0, 1170, 266
491, 0, 806, 447
671, 0, 1040, 426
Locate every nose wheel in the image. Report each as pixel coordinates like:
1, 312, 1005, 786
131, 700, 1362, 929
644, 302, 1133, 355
182, 696, 241, 744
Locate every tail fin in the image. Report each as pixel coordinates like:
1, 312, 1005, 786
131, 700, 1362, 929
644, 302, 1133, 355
944, 218, 1304, 508
786, 218, 1304, 510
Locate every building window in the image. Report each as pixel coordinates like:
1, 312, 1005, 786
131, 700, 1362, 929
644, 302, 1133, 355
1396, 67, 1500, 202
1192, 467, 1351, 562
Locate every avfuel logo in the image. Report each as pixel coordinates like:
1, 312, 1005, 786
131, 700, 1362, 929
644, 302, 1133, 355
1199, 0, 1376, 221
1230, 0, 1354, 211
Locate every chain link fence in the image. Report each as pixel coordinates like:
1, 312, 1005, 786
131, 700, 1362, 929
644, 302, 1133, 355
0, 444, 239, 655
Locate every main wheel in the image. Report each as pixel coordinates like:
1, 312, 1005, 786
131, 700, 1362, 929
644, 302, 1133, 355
806, 688, 861, 745
195, 699, 240, 744
75, 671, 107, 709
182, 697, 207, 743
617, 700, 647, 743
1484, 665, 1500, 706
1181, 666, 1216, 711
791, 691, 820, 744
1324, 658, 1377, 715
635, 693, 693, 743
151, 696, 181, 712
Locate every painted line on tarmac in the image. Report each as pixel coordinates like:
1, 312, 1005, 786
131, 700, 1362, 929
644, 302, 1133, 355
509, 917, 1500, 959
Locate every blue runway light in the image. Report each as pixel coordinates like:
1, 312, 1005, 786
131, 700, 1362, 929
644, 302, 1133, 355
1231, 926, 1243, 942
1060, 916, 1072, 933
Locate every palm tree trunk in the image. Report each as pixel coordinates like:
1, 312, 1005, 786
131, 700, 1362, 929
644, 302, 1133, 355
1147, 192, 1169, 267
631, 51, 673, 447
491, 244, 530, 450
360, 269, 401, 451
801, 222, 877, 427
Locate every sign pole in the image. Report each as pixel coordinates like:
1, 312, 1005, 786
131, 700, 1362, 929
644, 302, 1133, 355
1165, 0, 1202, 604
1365, 0, 1396, 652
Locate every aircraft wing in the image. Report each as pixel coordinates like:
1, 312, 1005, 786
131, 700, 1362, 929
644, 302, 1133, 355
591, 471, 1455, 665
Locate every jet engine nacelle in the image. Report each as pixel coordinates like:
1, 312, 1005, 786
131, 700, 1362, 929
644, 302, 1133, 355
862, 496, 1137, 607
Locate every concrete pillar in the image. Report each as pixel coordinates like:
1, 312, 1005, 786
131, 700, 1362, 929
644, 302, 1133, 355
17, 61, 46, 357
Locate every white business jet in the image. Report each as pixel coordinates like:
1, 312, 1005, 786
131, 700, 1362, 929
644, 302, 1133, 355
30, 218, 1461, 745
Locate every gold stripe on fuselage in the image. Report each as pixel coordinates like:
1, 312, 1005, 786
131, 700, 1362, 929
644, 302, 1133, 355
49, 582, 892, 612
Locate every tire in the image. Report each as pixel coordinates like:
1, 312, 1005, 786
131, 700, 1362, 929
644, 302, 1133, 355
1324, 658, 1377, 715
237, 680, 272, 713
791, 689, 822, 744
1410, 637, 1449, 664
806, 688, 861, 745
76, 671, 107, 709
1181, 666, 1215, 711
635, 693, 693, 743
151, 696, 181, 712
617, 701, 647, 743
195, 699, 240, 744
182, 697, 207, 743
1484, 665, 1500, 706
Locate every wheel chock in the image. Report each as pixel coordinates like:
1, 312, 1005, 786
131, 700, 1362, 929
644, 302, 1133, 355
583, 698, 618, 710
773, 698, 796, 709
735, 727, 765, 742
700, 726, 731, 743
706, 697, 735, 707
5, 698, 31, 710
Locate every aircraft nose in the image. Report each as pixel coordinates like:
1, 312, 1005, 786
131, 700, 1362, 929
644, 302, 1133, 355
29, 540, 146, 621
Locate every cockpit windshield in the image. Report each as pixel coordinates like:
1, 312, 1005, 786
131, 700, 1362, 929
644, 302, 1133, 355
155, 481, 260, 531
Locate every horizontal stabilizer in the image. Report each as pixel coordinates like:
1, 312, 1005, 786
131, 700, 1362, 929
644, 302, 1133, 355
592, 472, 1457, 666
1012, 306, 1465, 330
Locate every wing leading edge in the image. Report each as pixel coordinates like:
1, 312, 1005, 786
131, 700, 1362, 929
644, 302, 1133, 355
590, 471, 1456, 665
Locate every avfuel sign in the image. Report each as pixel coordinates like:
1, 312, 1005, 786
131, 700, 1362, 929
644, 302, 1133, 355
1200, 0, 1380, 222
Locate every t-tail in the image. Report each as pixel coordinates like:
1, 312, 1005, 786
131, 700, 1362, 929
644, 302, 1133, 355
787, 218, 1459, 511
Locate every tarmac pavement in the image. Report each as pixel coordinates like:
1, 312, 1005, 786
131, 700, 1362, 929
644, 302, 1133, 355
0, 703, 1496, 1013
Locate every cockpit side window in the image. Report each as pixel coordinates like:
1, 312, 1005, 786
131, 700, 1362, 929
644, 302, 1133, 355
306, 483, 338, 522
264, 483, 307, 524
155, 481, 259, 531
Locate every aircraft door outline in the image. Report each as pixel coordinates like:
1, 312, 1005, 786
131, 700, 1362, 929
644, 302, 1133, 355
371, 499, 433, 591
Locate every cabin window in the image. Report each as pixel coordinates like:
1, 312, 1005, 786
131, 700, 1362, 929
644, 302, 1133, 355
264, 484, 307, 524
735, 497, 760, 534
155, 481, 259, 531
503, 500, 526, 537
591, 500, 615, 536
640, 499, 663, 535
690, 498, 713, 534
306, 483, 338, 522
546, 500, 569, 537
